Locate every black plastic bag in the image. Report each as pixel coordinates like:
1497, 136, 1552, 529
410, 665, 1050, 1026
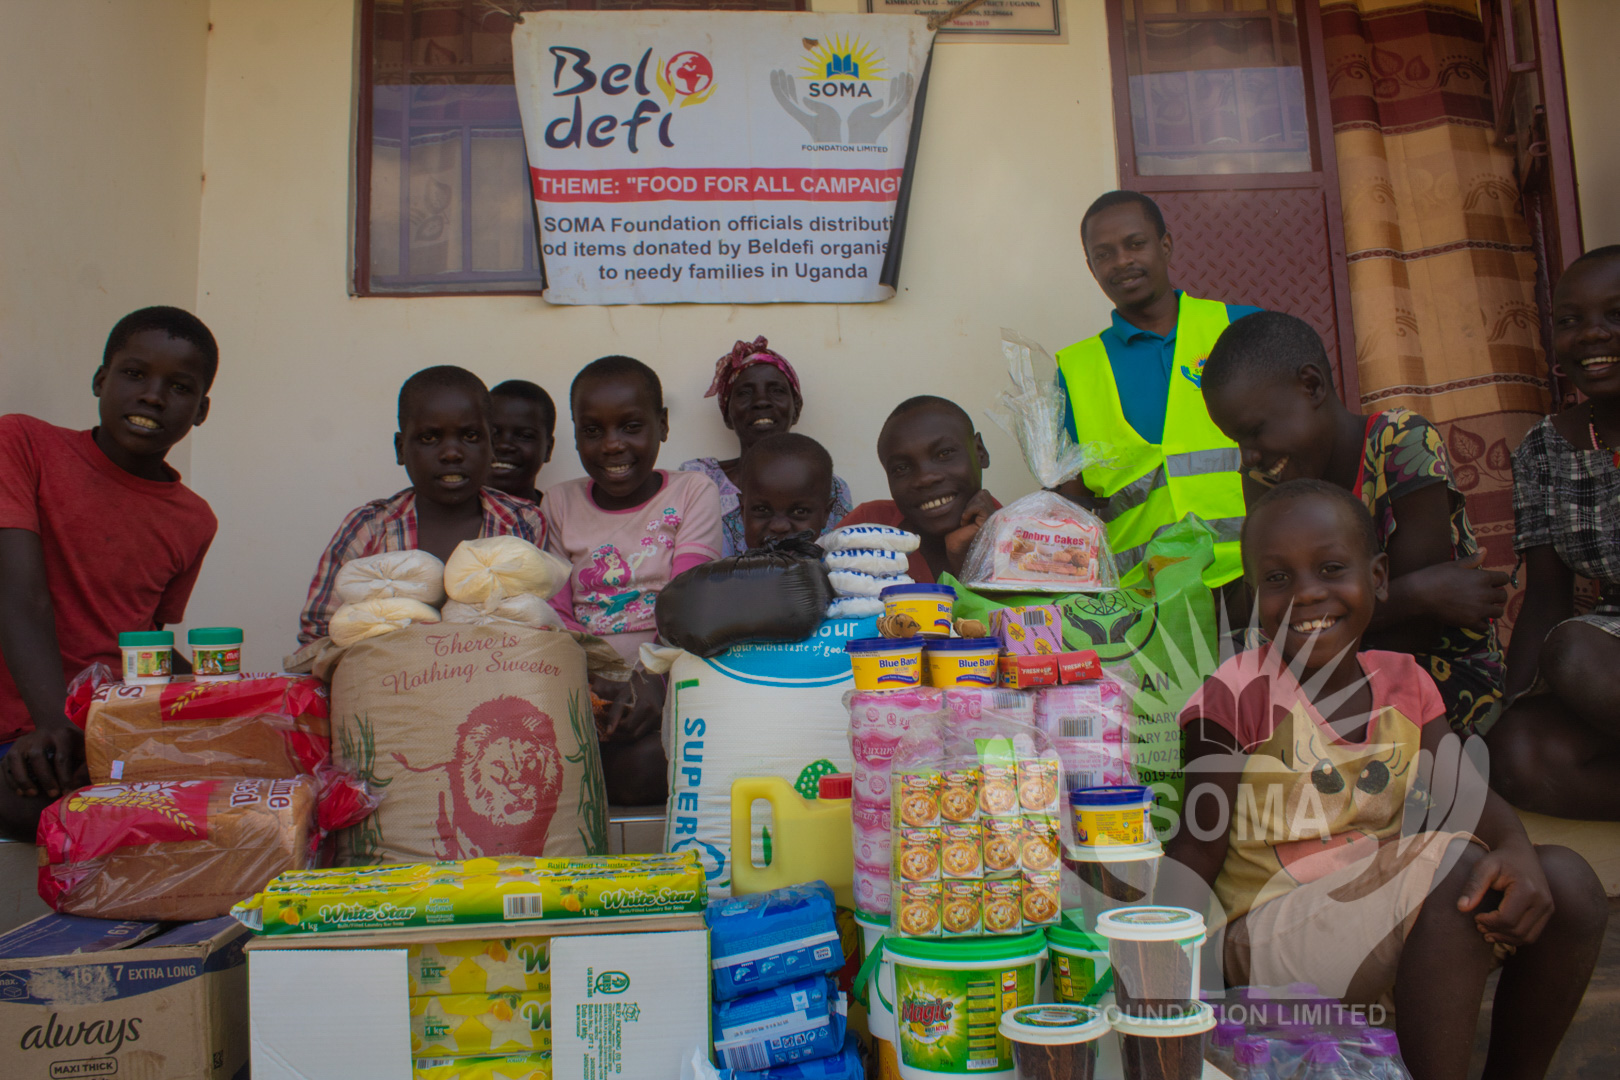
655, 533, 833, 658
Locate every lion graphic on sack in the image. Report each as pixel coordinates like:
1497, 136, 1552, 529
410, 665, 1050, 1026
332, 624, 606, 864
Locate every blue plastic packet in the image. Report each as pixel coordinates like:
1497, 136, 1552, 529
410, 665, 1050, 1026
713, 974, 848, 1071
707, 881, 843, 1001
718, 1031, 865, 1080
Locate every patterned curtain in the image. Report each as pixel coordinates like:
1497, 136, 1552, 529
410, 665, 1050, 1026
1321, 0, 1551, 623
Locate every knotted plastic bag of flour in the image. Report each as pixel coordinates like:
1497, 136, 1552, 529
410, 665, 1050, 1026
443, 537, 570, 606
333, 549, 447, 606
329, 597, 441, 648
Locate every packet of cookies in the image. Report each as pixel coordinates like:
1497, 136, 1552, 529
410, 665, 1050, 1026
980, 817, 1023, 875
895, 881, 941, 938
1019, 814, 1061, 872
939, 822, 982, 880
941, 880, 983, 937
1021, 869, 1062, 927
937, 767, 980, 824
895, 827, 940, 883
892, 770, 941, 828
981, 876, 1023, 936
1017, 756, 1062, 814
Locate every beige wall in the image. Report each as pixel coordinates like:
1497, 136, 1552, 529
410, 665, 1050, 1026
0, 0, 209, 476
184, 0, 1122, 659
1558, 0, 1619, 249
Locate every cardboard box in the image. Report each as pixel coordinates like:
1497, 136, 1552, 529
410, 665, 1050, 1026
998, 653, 1059, 689
248, 914, 710, 1080
0, 913, 249, 1080
988, 606, 1064, 656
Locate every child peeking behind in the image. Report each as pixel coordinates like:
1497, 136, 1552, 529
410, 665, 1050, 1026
0, 307, 220, 838
840, 396, 999, 582
298, 365, 546, 645
1202, 313, 1508, 736
739, 432, 838, 551
1165, 480, 1604, 1079
486, 379, 556, 506
544, 355, 721, 804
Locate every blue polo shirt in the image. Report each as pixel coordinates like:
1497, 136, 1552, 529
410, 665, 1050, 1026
1060, 292, 1263, 444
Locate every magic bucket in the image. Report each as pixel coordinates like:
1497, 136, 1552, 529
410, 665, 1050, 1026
857, 930, 1048, 1080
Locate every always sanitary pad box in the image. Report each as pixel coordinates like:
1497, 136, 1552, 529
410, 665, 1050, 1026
0, 913, 249, 1080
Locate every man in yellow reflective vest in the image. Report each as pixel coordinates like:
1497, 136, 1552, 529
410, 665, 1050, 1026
1054, 191, 1259, 588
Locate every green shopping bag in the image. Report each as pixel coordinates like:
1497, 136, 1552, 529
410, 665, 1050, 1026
946, 518, 1225, 815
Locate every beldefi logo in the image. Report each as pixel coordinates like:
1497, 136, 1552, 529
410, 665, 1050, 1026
546, 46, 714, 152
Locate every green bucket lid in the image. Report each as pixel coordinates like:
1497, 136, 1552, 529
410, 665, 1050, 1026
119, 631, 174, 647
188, 627, 243, 645
882, 928, 1048, 962
1046, 924, 1108, 951
854, 910, 890, 928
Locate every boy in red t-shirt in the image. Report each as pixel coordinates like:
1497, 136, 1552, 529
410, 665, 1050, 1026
839, 396, 999, 583
0, 307, 220, 839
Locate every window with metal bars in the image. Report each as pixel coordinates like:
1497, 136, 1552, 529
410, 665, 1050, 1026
355, 0, 807, 295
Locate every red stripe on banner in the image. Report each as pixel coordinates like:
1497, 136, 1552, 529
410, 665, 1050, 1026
531, 167, 904, 203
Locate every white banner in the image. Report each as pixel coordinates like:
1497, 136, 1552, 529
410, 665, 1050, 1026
512, 12, 935, 305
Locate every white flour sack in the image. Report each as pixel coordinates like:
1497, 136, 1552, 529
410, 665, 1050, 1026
329, 623, 608, 864
645, 617, 876, 897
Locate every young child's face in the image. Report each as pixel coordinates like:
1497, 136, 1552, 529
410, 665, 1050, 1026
488, 394, 554, 498
877, 406, 988, 540
1246, 494, 1388, 673
91, 329, 212, 459
726, 364, 800, 450
741, 454, 833, 549
572, 375, 668, 504
394, 386, 491, 509
1206, 365, 1334, 489
1553, 256, 1620, 400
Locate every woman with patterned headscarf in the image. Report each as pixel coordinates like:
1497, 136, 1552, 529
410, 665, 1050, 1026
679, 336, 854, 556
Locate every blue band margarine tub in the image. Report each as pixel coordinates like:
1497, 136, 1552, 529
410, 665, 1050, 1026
923, 638, 1000, 688
881, 584, 956, 637
847, 637, 925, 690
1069, 785, 1153, 848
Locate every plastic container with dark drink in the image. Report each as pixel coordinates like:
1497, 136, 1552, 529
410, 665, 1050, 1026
997, 1004, 1110, 1080
1111, 1001, 1215, 1080
1094, 906, 1206, 1015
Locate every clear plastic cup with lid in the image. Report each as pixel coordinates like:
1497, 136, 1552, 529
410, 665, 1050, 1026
998, 1003, 1109, 1080
1110, 1000, 1215, 1080
1094, 905, 1207, 1015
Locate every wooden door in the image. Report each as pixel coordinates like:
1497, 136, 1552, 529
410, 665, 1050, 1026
1105, 0, 1359, 408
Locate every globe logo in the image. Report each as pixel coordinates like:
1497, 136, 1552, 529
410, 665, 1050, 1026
663, 52, 713, 97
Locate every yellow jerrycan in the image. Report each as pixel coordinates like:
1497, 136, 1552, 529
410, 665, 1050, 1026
730, 774, 854, 908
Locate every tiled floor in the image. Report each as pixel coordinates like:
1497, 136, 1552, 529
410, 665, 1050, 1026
1470, 898, 1620, 1079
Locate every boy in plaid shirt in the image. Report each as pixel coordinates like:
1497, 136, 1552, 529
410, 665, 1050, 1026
296, 366, 546, 646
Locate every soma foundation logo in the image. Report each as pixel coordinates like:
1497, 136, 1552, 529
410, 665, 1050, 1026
656, 51, 715, 106
800, 35, 887, 94
772, 35, 913, 146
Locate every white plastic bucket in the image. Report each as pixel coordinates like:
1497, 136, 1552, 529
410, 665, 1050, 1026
866, 931, 1048, 1080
